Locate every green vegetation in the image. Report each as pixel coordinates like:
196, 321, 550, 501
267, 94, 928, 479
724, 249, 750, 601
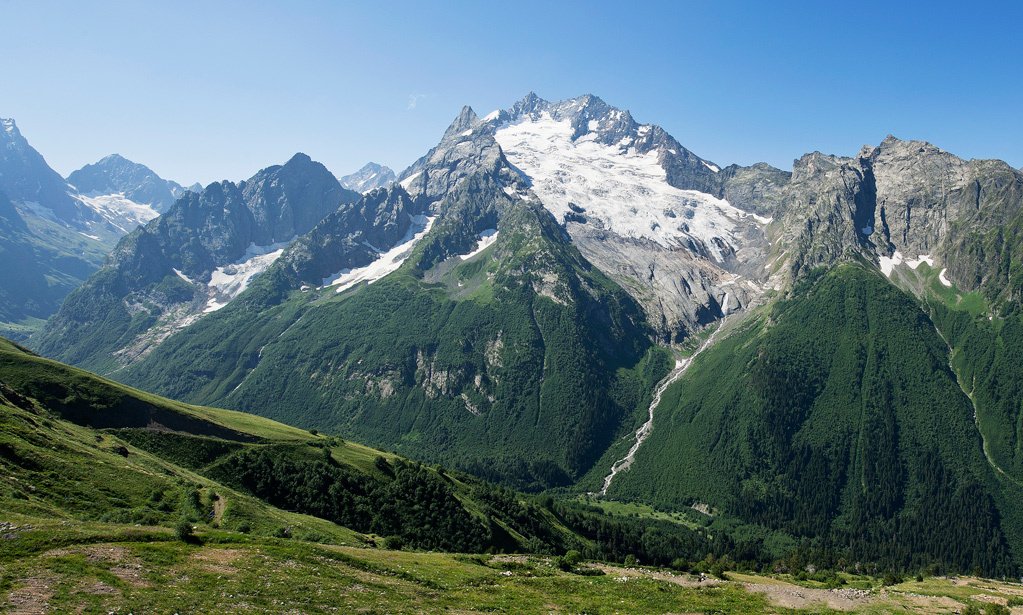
114, 176, 669, 491
609, 264, 1023, 576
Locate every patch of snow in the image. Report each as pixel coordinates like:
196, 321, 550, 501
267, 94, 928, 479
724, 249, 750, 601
322, 214, 436, 293
203, 238, 294, 313
939, 268, 953, 287
460, 129, 473, 137
637, 125, 651, 135
906, 255, 934, 269
79, 191, 160, 229
173, 268, 195, 284
702, 161, 720, 173
19, 200, 58, 222
750, 213, 773, 225
503, 186, 518, 198
78, 232, 100, 240
878, 251, 904, 277
483, 109, 501, 122
458, 229, 498, 260
494, 114, 747, 262
399, 171, 422, 190
862, 225, 873, 235
2, 119, 14, 133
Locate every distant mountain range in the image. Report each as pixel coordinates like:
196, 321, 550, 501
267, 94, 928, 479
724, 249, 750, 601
13, 94, 1023, 574
0, 118, 203, 340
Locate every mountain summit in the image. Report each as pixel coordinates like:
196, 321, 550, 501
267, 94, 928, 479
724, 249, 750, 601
339, 162, 395, 193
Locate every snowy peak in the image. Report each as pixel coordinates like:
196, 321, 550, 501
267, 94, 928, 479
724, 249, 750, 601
340, 162, 395, 193
489, 94, 761, 257
68, 153, 193, 220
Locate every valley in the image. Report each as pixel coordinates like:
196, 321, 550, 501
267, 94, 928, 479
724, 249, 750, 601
3, 89, 1023, 613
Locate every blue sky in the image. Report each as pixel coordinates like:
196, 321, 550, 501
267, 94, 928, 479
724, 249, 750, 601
3, 0, 1020, 186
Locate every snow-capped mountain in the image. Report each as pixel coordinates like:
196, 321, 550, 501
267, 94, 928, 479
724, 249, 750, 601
68, 154, 198, 233
339, 162, 395, 193
483, 95, 773, 340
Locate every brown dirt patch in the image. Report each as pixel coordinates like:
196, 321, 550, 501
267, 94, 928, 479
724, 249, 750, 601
191, 548, 247, 576
5, 574, 57, 615
743, 583, 874, 611
592, 563, 718, 588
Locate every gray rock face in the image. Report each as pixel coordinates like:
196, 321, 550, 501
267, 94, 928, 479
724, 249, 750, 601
340, 162, 395, 193
241, 153, 360, 246
281, 185, 420, 285
394, 106, 516, 209
0, 118, 95, 226
765, 136, 1023, 303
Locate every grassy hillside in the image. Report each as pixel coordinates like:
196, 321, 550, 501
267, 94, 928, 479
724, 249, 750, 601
607, 264, 1023, 576
0, 334, 721, 569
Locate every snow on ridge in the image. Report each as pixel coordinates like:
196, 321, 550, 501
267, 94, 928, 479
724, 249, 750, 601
399, 171, 422, 190
203, 238, 295, 313
493, 114, 754, 261
702, 161, 720, 173
458, 229, 498, 260
483, 109, 501, 122
321, 214, 436, 293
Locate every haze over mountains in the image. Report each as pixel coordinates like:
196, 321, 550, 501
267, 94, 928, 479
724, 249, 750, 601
4, 93, 1023, 575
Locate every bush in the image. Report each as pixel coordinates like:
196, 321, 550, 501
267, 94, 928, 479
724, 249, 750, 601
624, 554, 637, 567
383, 535, 405, 550
882, 572, 903, 586
563, 550, 582, 566
174, 519, 194, 542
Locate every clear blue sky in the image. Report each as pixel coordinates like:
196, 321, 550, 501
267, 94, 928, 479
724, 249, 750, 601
3, 0, 1020, 186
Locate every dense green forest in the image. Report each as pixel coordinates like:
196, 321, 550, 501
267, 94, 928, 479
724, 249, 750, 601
607, 265, 1023, 576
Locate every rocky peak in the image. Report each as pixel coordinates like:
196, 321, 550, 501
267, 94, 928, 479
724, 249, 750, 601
0, 117, 94, 226
442, 106, 482, 141
242, 153, 360, 246
340, 162, 395, 193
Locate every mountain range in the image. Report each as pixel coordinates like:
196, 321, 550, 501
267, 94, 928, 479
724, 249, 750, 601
10, 93, 1023, 574
0, 119, 200, 340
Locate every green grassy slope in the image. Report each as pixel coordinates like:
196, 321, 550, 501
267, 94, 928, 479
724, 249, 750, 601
0, 334, 716, 568
608, 265, 1023, 576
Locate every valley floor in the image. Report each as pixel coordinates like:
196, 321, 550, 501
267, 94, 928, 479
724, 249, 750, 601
3, 515, 1023, 614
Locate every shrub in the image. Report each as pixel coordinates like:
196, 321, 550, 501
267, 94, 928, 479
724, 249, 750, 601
174, 519, 194, 542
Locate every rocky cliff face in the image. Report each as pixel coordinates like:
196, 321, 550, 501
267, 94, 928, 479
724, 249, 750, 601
764, 136, 1023, 304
